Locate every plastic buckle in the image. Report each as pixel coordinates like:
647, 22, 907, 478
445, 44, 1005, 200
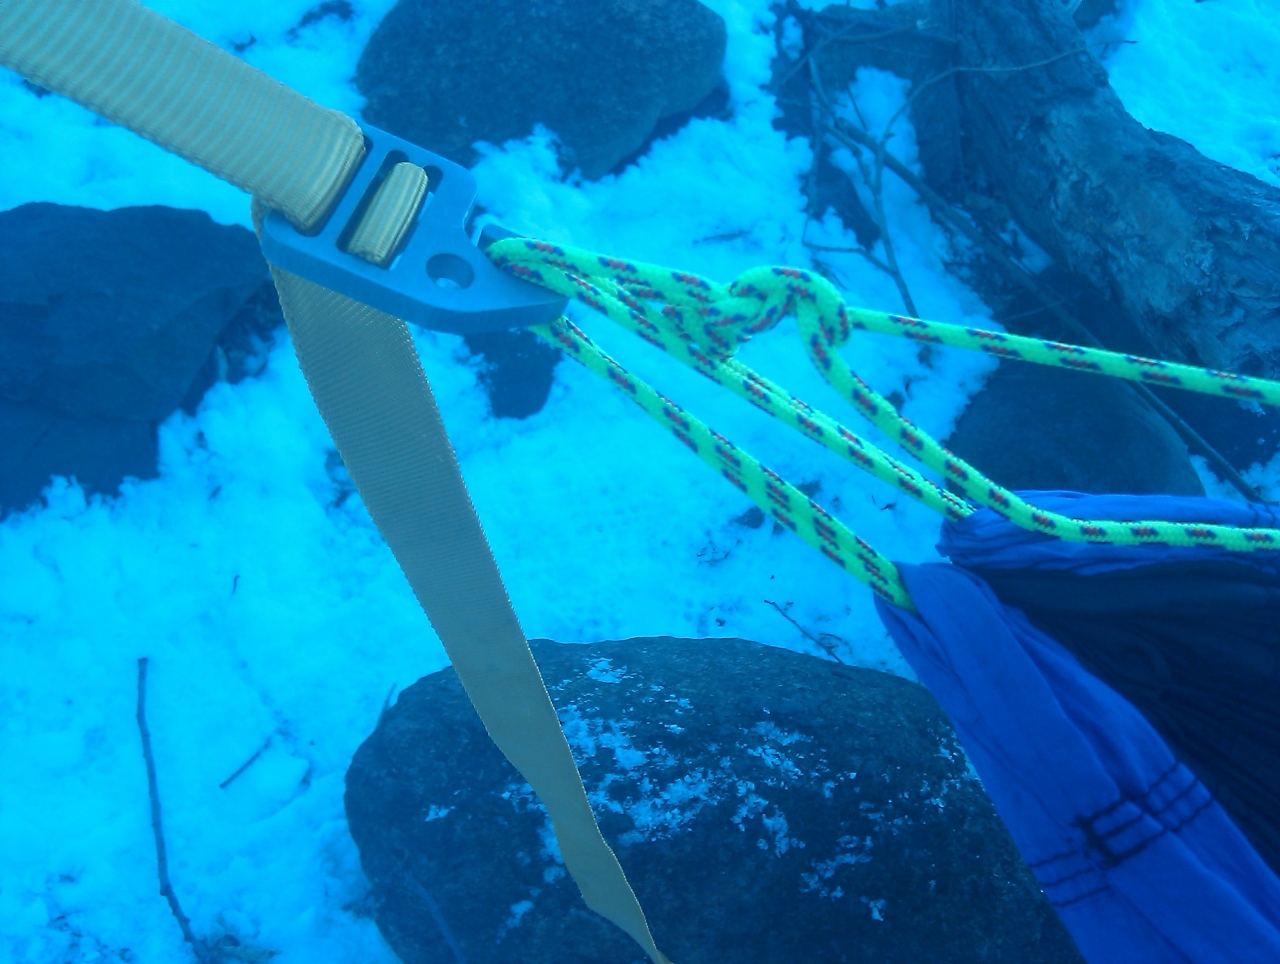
259, 123, 567, 334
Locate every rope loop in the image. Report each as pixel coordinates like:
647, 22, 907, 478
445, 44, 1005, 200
487, 237, 1280, 607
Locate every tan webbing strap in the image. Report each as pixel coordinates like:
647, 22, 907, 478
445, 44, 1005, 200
0, 0, 364, 231
343, 162, 429, 267
257, 225, 667, 961
0, 2, 669, 958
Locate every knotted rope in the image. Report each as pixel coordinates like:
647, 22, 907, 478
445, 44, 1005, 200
489, 238, 1280, 611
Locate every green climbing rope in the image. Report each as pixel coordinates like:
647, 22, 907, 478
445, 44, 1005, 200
538, 314, 914, 608
486, 238, 1280, 608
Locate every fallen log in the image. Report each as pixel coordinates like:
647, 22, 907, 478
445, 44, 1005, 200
784, 0, 1280, 478
948, 0, 1280, 379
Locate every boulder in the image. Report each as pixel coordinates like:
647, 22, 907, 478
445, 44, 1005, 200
945, 361, 1206, 496
463, 329, 562, 419
345, 636, 1083, 964
356, 0, 728, 179
0, 203, 271, 512
0, 399, 159, 511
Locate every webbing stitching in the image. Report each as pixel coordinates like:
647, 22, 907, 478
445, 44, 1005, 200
1033, 766, 1212, 891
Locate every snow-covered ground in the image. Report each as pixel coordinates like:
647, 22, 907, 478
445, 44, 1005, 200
1098, 0, 1280, 189
1, 0, 1276, 960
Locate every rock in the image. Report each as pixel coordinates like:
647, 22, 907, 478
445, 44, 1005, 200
345, 637, 1083, 964
356, 0, 728, 179
946, 361, 1205, 496
463, 329, 562, 420
0, 398, 158, 511
0, 204, 268, 421
180, 279, 289, 414
0, 203, 270, 512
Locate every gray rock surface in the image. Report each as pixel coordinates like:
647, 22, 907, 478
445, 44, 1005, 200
946, 362, 1206, 496
463, 328, 562, 420
345, 636, 1083, 964
356, 0, 728, 179
0, 203, 272, 513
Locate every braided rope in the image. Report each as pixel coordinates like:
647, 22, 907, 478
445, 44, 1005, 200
533, 317, 915, 609
492, 243, 969, 523
846, 310, 1280, 406
488, 239, 1280, 604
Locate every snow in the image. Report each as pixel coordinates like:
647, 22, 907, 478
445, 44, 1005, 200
1, 0, 1274, 960
1098, 0, 1280, 188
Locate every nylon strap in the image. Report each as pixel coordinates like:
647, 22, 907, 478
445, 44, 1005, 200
0, 0, 364, 232
0, 2, 669, 959
344, 162, 429, 267
254, 212, 667, 961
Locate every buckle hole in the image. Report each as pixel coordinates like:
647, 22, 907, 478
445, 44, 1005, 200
427, 253, 474, 290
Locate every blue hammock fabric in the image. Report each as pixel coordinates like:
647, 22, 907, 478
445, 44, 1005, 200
939, 491, 1280, 576
875, 492, 1280, 964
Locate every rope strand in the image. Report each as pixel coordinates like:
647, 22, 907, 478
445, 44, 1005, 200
488, 238, 1280, 606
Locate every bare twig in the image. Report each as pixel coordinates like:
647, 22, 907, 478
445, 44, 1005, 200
994, 297, 1078, 326
805, 5, 958, 47
775, 23, 918, 92
807, 257, 846, 288
867, 137, 919, 317
807, 54, 920, 316
803, 86, 826, 229
873, 40, 1134, 155
137, 658, 209, 962
773, 1, 931, 93
693, 230, 750, 246
801, 236, 892, 275
405, 868, 468, 964
801, 241, 861, 254
875, 46, 1097, 150
765, 599, 848, 664
218, 738, 271, 790
376, 682, 398, 727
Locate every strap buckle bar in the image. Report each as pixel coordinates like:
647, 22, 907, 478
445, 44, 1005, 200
258, 122, 567, 334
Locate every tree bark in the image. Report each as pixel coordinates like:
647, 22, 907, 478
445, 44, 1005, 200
945, 0, 1280, 378
787, 0, 1280, 473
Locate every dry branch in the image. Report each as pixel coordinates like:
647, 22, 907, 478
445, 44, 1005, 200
137, 658, 209, 962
